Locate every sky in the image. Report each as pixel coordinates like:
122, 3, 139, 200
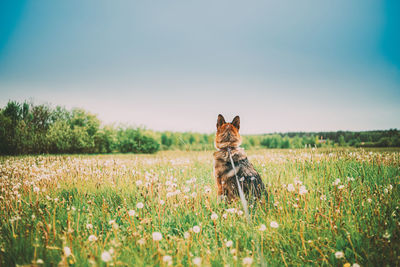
0, 0, 399, 134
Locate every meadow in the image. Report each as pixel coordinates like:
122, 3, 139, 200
0, 148, 399, 266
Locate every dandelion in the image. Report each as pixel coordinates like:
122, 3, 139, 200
192, 257, 201, 266
88, 235, 97, 242
259, 224, 267, 231
287, 184, 295, 192
101, 251, 112, 262
136, 202, 144, 209
334, 251, 344, 259
193, 225, 201, 233
243, 257, 253, 265
152, 232, 162, 241
86, 223, 93, 230
226, 240, 233, 247
222, 213, 228, 219
270, 221, 279, 228
128, 210, 136, 217
211, 213, 218, 220
63, 246, 72, 257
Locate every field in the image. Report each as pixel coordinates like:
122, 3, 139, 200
1, 148, 399, 266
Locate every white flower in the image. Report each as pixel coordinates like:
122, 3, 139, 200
137, 238, 146, 245
320, 195, 327, 201
36, 259, 44, 264
334, 251, 344, 259
243, 257, 253, 265
270, 221, 279, 228
136, 202, 144, 209
333, 179, 341, 186
159, 199, 165, 205
367, 198, 372, 203
88, 235, 97, 242
136, 180, 143, 186
33, 186, 40, 193
152, 232, 162, 241
287, 184, 295, 192
108, 220, 115, 225
192, 257, 201, 266
338, 185, 345, 190
384, 188, 388, 194
259, 224, 267, 231
101, 251, 112, 262
63, 246, 71, 257
192, 226, 201, 233
86, 223, 93, 230
211, 213, 218, 220
128, 210, 136, 217
222, 213, 228, 219
299, 185, 308, 195
184, 232, 190, 239
163, 255, 172, 262
383, 231, 391, 239
352, 264, 360, 267
226, 240, 233, 247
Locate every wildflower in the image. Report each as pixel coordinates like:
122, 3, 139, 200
259, 224, 267, 231
101, 251, 112, 262
204, 186, 212, 194
230, 248, 237, 255
226, 240, 233, 247
136, 202, 144, 209
184, 232, 190, 239
136, 180, 143, 186
334, 251, 344, 259
159, 200, 165, 205
137, 238, 146, 245
222, 213, 228, 219
343, 263, 351, 267
384, 188, 388, 194
237, 210, 243, 216
86, 223, 93, 230
88, 235, 97, 242
332, 179, 341, 186
192, 257, 201, 266
383, 231, 391, 239
243, 257, 253, 265
338, 185, 345, 190
367, 198, 372, 203
270, 221, 279, 228
152, 232, 162, 241
211, 213, 218, 220
193, 225, 201, 233
299, 185, 308, 195
36, 259, 44, 264
63, 247, 72, 257
108, 220, 116, 225
287, 184, 295, 192
320, 195, 327, 201
352, 264, 360, 267
33, 186, 40, 193
128, 210, 136, 217
163, 255, 172, 263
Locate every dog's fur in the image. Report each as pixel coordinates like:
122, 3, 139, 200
213, 114, 267, 202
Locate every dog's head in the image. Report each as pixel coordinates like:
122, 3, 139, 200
215, 114, 242, 150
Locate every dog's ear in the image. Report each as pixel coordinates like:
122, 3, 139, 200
217, 114, 226, 129
231, 116, 240, 130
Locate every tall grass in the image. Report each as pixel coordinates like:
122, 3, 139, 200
0, 148, 399, 266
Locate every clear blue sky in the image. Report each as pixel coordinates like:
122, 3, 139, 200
0, 0, 399, 134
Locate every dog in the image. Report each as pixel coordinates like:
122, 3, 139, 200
213, 114, 267, 203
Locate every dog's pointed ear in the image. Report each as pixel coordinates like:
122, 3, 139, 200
217, 114, 226, 129
232, 116, 240, 130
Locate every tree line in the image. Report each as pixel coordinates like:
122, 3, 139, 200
0, 101, 399, 155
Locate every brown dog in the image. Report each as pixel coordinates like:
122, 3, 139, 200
213, 114, 267, 202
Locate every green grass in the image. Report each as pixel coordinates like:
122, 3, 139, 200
0, 148, 399, 266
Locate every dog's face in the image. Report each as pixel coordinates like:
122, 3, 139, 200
215, 114, 242, 149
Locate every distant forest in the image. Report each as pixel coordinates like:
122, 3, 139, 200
0, 101, 399, 155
